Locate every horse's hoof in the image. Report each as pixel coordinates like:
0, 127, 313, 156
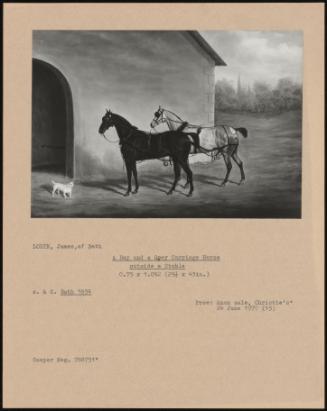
123, 192, 130, 197
239, 179, 245, 185
167, 191, 173, 195
187, 192, 193, 197
132, 190, 138, 194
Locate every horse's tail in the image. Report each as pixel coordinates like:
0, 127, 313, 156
235, 127, 248, 138
188, 131, 200, 153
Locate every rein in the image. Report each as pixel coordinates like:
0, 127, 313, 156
101, 117, 238, 165
103, 125, 166, 157
102, 132, 119, 144
154, 108, 238, 156
102, 125, 135, 144
105, 127, 235, 158
102, 127, 167, 165
159, 108, 223, 130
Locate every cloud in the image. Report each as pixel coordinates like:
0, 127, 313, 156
200, 31, 303, 87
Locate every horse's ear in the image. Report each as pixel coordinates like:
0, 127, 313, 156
159, 105, 161, 109
106, 109, 109, 113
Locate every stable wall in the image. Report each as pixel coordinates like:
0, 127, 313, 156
33, 31, 216, 178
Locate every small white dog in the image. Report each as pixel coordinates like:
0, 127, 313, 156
51, 180, 74, 199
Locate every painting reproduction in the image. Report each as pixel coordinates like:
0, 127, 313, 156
31, 30, 303, 218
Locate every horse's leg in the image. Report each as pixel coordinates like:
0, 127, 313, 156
221, 152, 232, 186
183, 177, 190, 189
182, 158, 193, 188
132, 161, 139, 194
167, 160, 181, 195
124, 162, 132, 196
179, 159, 193, 196
231, 146, 245, 184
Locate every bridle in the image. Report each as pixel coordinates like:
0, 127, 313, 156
151, 108, 167, 127
101, 116, 120, 144
152, 107, 185, 128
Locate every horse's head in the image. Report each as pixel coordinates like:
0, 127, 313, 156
98, 109, 115, 134
150, 106, 165, 128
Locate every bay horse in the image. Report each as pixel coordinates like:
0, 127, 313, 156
150, 106, 248, 186
98, 110, 194, 196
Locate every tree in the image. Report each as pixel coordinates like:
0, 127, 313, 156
215, 79, 238, 111
215, 76, 302, 114
253, 81, 272, 112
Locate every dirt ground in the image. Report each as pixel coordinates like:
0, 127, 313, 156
31, 111, 301, 218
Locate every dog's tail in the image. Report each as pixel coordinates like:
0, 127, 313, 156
235, 127, 248, 138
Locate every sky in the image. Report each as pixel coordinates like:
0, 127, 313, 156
200, 31, 303, 89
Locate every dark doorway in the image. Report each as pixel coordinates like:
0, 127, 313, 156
32, 59, 74, 177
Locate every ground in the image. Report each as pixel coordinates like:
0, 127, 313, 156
31, 111, 301, 218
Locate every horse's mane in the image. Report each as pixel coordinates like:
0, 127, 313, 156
112, 113, 138, 130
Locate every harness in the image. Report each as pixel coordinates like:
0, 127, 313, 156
103, 127, 168, 161
156, 108, 218, 130
102, 112, 239, 167
102, 126, 135, 145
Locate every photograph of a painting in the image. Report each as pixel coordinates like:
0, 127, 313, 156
31, 30, 303, 218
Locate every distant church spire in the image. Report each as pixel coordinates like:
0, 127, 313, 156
237, 74, 242, 96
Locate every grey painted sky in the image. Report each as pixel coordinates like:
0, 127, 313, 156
200, 31, 303, 88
